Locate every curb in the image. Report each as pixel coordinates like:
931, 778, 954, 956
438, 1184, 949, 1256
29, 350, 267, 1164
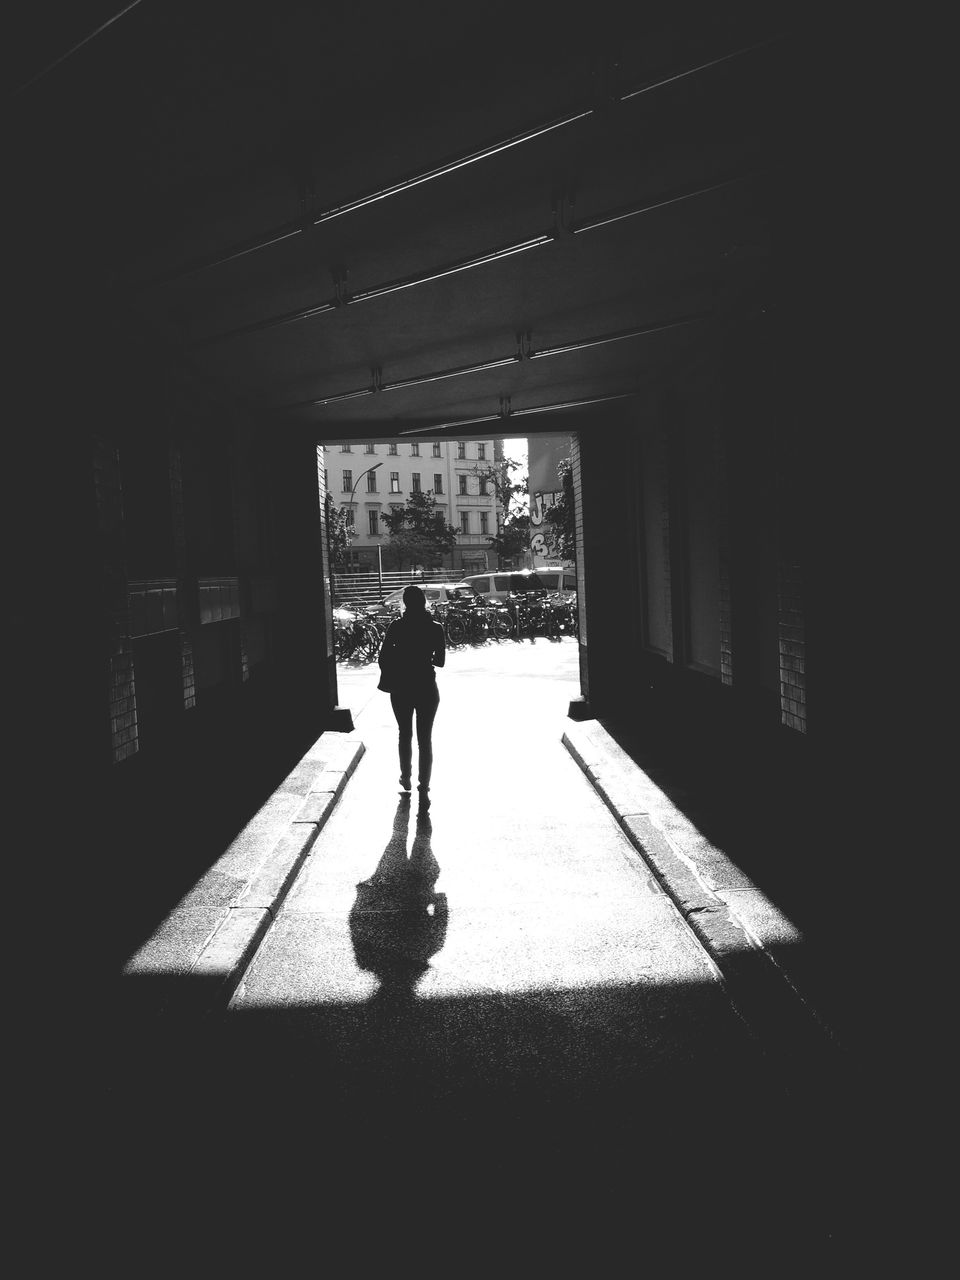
562, 719, 839, 1061
121, 730, 365, 1013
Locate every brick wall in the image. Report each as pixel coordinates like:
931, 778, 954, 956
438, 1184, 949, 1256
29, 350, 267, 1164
776, 412, 807, 735
715, 421, 733, 687
653, 419, 674, 661
570, 433, 587, 651
169, 444, 197, 710
268, 433, 335, 729
317, 445, 335, 662
93, 436, 139, 763
778, 561, 806, 732
229, 436, 251, 684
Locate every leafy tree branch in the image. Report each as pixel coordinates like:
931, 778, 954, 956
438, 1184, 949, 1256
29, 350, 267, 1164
381, 490, 458, 571
543, 458, 576, 561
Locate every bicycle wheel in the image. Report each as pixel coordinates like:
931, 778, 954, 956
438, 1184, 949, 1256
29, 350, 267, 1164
364, 623, 382, 660
351, 628, 372, 662
446, 614, 467, 646
343, 631, 360, 661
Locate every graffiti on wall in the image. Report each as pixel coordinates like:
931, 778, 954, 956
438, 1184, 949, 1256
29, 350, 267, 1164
527, 434, 570, 565
530, 491, 559, 561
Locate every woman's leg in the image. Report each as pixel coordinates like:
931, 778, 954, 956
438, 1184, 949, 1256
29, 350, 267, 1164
390, 693, 415, 787
414, 685, 440, 791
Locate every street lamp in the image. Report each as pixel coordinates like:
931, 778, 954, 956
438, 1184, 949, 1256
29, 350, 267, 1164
348, 462, 383, 599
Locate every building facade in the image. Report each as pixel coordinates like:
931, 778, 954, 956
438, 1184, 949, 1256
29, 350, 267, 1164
322, 437, 502, 574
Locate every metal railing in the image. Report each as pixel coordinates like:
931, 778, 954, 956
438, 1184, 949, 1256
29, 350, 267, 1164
332, 568, 468, 606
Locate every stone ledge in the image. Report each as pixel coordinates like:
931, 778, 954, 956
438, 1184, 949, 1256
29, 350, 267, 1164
239, 825, 323, 910
562, 721, 831, 1052
192, 907, 272, 988
121, 732, 365, 1011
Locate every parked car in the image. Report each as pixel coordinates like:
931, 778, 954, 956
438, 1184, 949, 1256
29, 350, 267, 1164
528, 567, 577, 597
381, 581, 480, 610
459, 568, 577, 600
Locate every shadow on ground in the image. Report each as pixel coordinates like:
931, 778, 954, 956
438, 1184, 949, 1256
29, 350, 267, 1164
111, 768, 848, 1259
98, 697, 319, 974
349, 799, 448, 1000
103, 689, 848, 1259
601, 712, 847, 978
111, 962, 845, 1257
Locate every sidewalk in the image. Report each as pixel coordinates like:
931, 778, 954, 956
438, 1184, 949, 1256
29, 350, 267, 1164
120, 728, 366, 1012
122, 642, 841, 1071
113, 640, 844, 1252
562, 718, 842, 1066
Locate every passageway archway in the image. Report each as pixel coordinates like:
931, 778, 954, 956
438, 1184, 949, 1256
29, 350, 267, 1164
10, 5, 846, 976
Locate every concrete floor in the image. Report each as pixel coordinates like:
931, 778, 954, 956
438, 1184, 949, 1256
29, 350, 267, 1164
109, 638, 846, 1261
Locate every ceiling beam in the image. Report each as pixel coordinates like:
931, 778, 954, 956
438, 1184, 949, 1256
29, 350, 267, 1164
396, 390, 640, 435
287, 313, 711, 411
133, 34, 788, 292
188, 170, 766, 348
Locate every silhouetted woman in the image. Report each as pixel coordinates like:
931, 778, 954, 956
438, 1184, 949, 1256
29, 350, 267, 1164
377, 584, 445, 809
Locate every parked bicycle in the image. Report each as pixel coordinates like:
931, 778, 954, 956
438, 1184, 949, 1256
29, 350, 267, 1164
333, 587, 577, 661
440, 597, 509, 646
537, 592, 577, 641
504, 591, 544, 642
334, 603, 386, 662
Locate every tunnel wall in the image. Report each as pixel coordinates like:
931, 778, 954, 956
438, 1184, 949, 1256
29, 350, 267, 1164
10, 276, 339, 838
574, 320, 815, 782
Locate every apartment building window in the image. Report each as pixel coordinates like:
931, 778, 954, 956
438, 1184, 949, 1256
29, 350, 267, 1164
412, 473, 421, 493
479, 477, 489, 495
434, 474, 443, 494
458, 474, 468, 495
323, 469, 328, 492
390, 471, 401, 493
341, 444, 352, 452
460, 511, 470, 534
388, 443, 398, 455
477, 443, 486, 459
432, 442, 442, 457
411, 443, 420, 456
365, 443, 376, 454
344, 507, 355, 529
366, 470, 378, 492
368, 510, 379, 536
457, 442, 466, 459
342, 469, 353, 492
480, 511, 489, 534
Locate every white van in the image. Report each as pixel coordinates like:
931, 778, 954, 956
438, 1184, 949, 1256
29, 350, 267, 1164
460, 568, 577, 600
381, 582, 479, 609
530, 567, 577, 597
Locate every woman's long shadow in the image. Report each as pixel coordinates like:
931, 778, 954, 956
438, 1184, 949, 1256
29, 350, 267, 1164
349, 796, 448, 1004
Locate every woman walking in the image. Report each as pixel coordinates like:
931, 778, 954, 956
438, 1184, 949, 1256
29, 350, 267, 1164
377, 585, 446, 809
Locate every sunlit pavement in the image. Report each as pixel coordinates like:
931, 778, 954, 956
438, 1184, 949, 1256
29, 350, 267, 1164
113, 637, 845, 1256
239, 639, 726, 1011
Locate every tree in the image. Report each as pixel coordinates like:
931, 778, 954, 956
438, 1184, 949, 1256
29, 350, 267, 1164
542, 458, 576, 561
381, 490, 458, 571
471, 453, 527, 567
324, 494, 353, 570
488, 511, 531, 565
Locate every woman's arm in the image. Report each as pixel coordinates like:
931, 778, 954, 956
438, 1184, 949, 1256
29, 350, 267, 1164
432, 623, 446, 668
379, 621, 399, 669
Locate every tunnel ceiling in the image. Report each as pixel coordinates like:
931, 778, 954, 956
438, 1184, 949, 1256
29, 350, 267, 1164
10, 1, 802, 442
